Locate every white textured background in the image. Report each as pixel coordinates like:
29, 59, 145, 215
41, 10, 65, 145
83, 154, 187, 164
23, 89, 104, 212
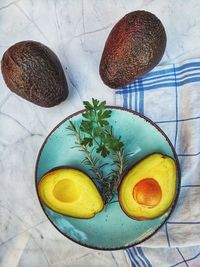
0, 0, 200, 266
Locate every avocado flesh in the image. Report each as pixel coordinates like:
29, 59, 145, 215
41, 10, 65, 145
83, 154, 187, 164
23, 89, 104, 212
99, 11, 166, 88
118, 154, 177, 220
38, 168, 104, 218
1, 41, 68, 107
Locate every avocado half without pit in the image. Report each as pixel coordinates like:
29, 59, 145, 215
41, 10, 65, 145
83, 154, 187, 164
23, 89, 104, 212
38, 168, 104, 219
118, 153, 178, 220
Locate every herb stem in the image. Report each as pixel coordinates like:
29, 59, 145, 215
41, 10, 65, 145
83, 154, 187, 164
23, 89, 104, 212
84, 149, 103, 183
117, 150, 124, 183
69, 122, 104, 183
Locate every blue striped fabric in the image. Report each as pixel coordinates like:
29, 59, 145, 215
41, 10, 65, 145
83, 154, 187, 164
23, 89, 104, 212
115, 59, 200, 267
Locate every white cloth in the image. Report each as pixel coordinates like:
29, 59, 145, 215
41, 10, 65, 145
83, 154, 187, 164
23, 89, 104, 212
116, 58, 200, 266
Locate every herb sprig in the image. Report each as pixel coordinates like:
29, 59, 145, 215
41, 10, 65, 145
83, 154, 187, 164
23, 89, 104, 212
66, 98, 127, 206
80, 99, 123, 157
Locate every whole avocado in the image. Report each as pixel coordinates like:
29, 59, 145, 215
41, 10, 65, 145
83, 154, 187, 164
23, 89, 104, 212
1, 41, 68, 107
99, 11, 167, 89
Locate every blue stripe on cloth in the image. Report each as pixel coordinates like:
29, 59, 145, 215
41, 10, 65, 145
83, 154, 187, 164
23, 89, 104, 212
136, 247, 152, 267
138, 78, 144, 114
130, 247, 144, 266
123, 93, 128, 108
165, 223, 171, 247
116, 77, 200, 94
129, 84, 132, 109
186, 251, 200, 263
134, 247, 149, 267
181, 185, 200, 187
142, 67, 200, 82
178, 151, 200, 156
126, 248, 140, 267
142, 73, 200, 87
143, 62, 200, 79
167, 221, 200, 224
135, 80, 138, 112
173, 64, 178, 149
155, 115, 200, 124
170, 251, 200, 267
176, 248, 189, 267
116, 61, 200, 93
127, 247, 152, 267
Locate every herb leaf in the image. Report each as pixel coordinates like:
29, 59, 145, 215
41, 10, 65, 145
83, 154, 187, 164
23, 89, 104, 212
96, 145, 110, 157
92, 98, 100, 108
83, 101, 93, 110
98, 100, 106, 110
81, 137, 93, 147
101, 110, 112, 119
80, 120, 93, 133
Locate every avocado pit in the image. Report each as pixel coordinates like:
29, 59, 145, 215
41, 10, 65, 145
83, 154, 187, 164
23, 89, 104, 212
133, 178, 162, 208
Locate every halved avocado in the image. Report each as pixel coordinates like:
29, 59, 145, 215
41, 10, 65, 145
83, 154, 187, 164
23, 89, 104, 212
118, 153, 177, 220
38, 168, 104, 219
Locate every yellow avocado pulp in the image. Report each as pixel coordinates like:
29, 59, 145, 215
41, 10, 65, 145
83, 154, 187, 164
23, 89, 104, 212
38, 168, 104, 218
53, 179, 80, 202
119, 153, 177, 220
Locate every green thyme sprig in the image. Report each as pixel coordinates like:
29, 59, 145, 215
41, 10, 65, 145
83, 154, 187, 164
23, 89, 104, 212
66, 98, 127, 206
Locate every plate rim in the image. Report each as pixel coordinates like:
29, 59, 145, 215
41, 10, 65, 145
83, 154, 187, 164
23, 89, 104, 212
35, 106, 181, 250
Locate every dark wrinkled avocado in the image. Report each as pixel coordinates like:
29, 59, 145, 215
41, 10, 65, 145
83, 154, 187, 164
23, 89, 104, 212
1, 41, 68, 107
99, 11, 166, 88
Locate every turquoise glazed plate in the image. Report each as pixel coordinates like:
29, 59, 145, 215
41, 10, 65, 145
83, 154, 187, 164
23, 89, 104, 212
35, 107, 180, 250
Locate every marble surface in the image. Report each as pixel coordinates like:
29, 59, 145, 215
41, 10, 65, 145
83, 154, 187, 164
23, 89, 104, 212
0, 0, 200, 266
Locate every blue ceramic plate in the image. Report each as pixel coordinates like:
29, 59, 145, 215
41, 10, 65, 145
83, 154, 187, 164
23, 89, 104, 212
35, 107, 180, 250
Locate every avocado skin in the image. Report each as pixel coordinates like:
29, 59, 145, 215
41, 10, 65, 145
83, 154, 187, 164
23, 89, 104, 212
1, 41, 68, 107
99, 11, 166, 89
